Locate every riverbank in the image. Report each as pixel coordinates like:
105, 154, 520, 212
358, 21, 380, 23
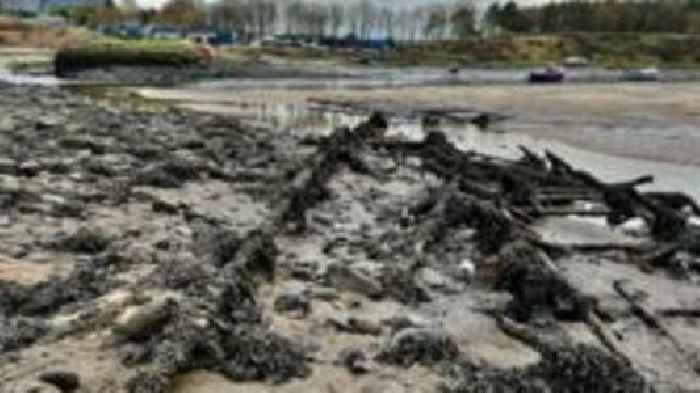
213, 33, 700, 69
1, 82, 700, 393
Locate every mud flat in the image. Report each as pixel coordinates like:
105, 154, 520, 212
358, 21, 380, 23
0, 84, 699, 393
138, 81, 700, 167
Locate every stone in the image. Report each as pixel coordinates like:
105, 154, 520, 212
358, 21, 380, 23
0, 158, 17, 175
35, 116, 62, 130
38, 371, 80, 392
620, 217, 648, 237
19, 160, 42, 177
41, 194, 68, 206
336, 348, 375, 374
381, 314, 430, 333
595, 297, 634, 322
274, 293, 311, 317
326, 262, 383, 298
289, 260, 319, 281
274, 281, 312, 318
0, 175, 20, 194
312, 287, 340, 302
22, 382, 61, 393
327, 314, 383, 336
415, 267, 448, 289
152, 199, 180, 215
377, 328, 460, 367
455, 259, 476, 282
113, 297, 175, 340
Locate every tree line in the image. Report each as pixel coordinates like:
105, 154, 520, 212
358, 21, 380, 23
58, 0, 480, 41
180, 0, 480, 41
485, 0, 700, 34
45, 0, 700, 40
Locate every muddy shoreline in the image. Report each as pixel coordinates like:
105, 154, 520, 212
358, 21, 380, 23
135, 82, 700, 168
0, 83, 699, 393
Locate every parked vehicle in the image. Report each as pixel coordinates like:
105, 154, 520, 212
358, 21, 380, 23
621, 67, 660, 82
528, 67, 565, 83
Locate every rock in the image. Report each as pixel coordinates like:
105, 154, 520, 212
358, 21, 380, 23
41, 194, 74, 214
35, 116, 62, 130
381, 314, 430, 333
58, 136, 108, 154
497, 241, 585, 322
18, 160, 41, 177
289, 260, 319, 281
415, 267, 448, 289
327, 314, 383, 336
113, 297, 175, 340
377, 328, 460, 367
0, 158, 17, 175
620, 217, 648, 237
10, 244, 30, 259
336, 348, 374, 374
0, 175, 20, 194
326, 262, 383, 298
38, 371, 80, 392
152, 199, 180, 215
368, 111, 389, 129
595, 297, 634, 322
273, 281, 312, 318
312, 287, 340, 302
455, 259, 476, 282
21, 382, 62, 393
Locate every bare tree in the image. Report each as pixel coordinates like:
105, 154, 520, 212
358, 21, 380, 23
357, 0, 376, 39
250, 0, 276, 38
408, 7, 425, 42
283, 0, 304, 34
424, 5, 449, 40
329, 4, 344, 37
450, 0, 478, 38
377, 6, 395, 38
307, 4, 329, 37
213, 0, 246, 36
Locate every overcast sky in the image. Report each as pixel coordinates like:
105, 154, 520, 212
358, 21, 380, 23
132, 0, 545, 9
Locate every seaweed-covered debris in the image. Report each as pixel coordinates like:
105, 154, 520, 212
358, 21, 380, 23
282, 122, 381, 229
496, 242, 589, 322
367, 111, 389, 130
410, 186, 520, 253
0, 317, 48, 353
0, 257, 120, 318
380, 264, 432, 305
377, 327, 460, 367
336, 348, 374, 374
229, 230, 277, 281
134, 160, 201, 189
53, 227, 113, 254
39, 371, 81, 392
442, 344, 652, 393
122, 272, 309, 392
191, 222, 240, 267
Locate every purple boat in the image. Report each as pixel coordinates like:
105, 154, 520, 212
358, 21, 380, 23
528, 67, 565, 83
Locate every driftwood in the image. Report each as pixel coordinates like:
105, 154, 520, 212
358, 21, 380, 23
613, 280, 686, 354
280, 115, 387, 230
656, 308, 700, 318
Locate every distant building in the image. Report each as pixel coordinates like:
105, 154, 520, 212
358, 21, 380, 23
1, 0, 43, 13
0, 0, 110, 14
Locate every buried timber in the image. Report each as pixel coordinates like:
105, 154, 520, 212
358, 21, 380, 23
0, 84, 699, 393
